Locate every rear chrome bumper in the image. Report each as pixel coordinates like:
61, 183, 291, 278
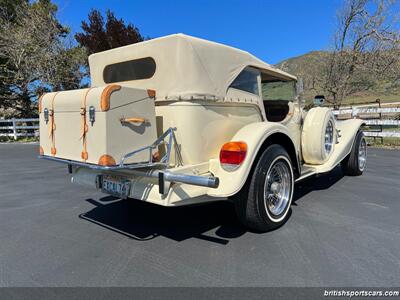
39, 154, 166, 171
38, 155, 219, 194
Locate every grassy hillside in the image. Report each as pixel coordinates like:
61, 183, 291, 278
276, 51, 400, 106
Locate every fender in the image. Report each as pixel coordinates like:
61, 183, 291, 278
312, 118, 364, 173
208, 121, 299, 197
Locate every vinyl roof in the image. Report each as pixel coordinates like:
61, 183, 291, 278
89, 33, 297, 100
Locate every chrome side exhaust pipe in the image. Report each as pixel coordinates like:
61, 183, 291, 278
157, 171, 219, 194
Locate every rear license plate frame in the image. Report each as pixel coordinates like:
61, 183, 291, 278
101, 175, 131, 199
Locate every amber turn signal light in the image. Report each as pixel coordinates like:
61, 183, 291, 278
219, 141, 247, 171
147, 89, 156, 98
98, 154, 116, 166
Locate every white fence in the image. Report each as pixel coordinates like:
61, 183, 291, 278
0, 118, 39, 140
333, 107, 400, 138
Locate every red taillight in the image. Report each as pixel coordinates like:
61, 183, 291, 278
219, 142, 247, 171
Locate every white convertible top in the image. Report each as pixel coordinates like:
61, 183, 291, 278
89, 33, 296, 101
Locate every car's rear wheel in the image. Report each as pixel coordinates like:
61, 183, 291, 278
341, 131, 367, 176
234, 144, 294, 232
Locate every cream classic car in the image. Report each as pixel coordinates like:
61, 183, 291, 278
39, 34, 367, 231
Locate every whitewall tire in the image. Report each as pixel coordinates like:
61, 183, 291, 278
341, 131, 367, 176
233, 144, 294, 232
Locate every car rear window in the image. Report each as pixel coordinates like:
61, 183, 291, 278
229, 67, 260, 95
103, 57, 156, 83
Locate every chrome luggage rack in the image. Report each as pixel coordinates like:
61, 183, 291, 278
39, 127, 219, 193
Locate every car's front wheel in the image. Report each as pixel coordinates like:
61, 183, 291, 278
234, 144, 294, 232
341, 131, 367, 176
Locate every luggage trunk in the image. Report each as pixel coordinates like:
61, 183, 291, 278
39, 84, 157, 166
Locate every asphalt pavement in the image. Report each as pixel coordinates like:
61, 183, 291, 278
0, 143, 399, 287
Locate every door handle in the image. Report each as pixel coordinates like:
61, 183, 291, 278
120, 117, 147, 124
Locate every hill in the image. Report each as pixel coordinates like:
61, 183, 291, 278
275, 51, 400, 105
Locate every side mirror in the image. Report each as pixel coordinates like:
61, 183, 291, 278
314, 95, 325, 106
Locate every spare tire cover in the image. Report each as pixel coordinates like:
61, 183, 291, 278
301, 107, 336, 165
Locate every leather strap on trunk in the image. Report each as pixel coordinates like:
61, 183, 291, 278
80, 88, 93, 161
48, 92, 59, 156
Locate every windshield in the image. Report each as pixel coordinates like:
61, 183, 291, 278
262, 80, 296, 101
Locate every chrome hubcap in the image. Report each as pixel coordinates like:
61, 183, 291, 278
264, 159, 291, 217
358, 137, 367, 171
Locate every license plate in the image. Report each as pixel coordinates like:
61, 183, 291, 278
101, 175, 131, 199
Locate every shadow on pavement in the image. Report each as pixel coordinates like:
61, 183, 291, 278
293, 166, 345, 203
80, 198, 247, 244
80, 166, 345, 243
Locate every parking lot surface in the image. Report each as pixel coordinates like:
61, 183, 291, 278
0, 143, 399, 286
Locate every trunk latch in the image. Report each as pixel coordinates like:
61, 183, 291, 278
44, 108, 49, 124
89, 106, 95, 125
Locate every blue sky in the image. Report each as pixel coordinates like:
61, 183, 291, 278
54, 0, 343, 64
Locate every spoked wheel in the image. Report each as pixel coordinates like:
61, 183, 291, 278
342, 131, 367, 176
264, 158, 292, 220
358, 136, 367, 172
234, 144, 294, 232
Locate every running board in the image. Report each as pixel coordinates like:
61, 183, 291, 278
295, 166, 317, 182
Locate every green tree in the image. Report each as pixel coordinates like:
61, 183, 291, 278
75, 9, 144, 55
0, 0, 86, 117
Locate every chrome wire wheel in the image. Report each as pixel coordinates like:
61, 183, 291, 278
324, 120, 334, 154
358, 137, 367, 171
264, 158, 292, 218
